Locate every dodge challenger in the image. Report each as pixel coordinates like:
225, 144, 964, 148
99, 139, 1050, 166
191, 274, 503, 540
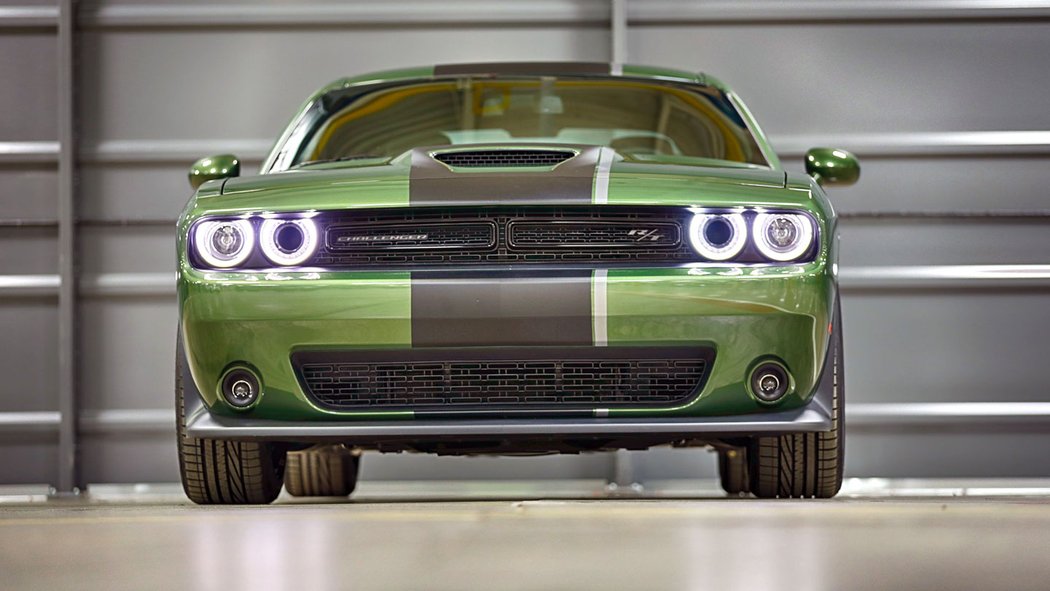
176, 62, 859, 504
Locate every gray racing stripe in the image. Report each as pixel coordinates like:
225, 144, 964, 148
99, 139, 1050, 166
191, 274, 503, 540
409, 146, 602, 205
411, 272, 592, 347
434, 62, 612, 77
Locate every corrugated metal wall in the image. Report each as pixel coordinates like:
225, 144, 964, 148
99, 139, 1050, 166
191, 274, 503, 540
2, 0, 1049, 489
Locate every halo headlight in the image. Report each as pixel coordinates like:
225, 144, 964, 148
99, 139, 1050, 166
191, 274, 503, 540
688, 213, 747, 261
193, 219, 254, 268
259, 218, 318, 266
753, 213, 814, 262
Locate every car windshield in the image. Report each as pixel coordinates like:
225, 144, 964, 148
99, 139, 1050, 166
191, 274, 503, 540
287, 77, 768, 168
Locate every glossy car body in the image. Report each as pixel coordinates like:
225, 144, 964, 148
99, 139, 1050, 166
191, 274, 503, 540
176, 62, 856, 501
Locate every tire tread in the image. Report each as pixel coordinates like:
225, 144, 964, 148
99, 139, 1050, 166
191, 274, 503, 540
285, 446, 360, 497
176, 349, 285, 505
749, 301, 845, 499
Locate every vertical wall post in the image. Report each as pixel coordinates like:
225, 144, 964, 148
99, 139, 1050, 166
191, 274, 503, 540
611, 0, 627, 65
55, 0, 80, 494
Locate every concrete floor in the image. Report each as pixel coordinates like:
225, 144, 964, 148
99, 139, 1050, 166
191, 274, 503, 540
2, 479, 1050, 591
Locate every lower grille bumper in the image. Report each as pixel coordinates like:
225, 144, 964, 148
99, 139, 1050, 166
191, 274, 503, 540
293, 347, 714, 412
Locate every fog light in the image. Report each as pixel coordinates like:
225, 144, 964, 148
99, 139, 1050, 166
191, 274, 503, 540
221, 367, 261, 409
750, 362, 790, 403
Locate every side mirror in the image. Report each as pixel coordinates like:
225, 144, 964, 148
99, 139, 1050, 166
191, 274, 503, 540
804, 147, 859, 187
188, 154, 240, 190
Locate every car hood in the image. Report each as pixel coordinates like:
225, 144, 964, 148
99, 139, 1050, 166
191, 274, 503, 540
193, 145, 814, 217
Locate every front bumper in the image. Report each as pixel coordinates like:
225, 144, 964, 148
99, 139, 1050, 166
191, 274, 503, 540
184, 403, 833, 442
179, 264, 835, 423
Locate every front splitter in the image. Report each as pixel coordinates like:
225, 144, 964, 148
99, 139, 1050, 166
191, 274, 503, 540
185, 402, 832, 443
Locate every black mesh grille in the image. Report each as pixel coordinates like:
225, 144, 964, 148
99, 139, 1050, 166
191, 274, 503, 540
294, 347, 713, 411
311, 206, 698, 269
434, 149, 575, 168
509, 221, 680, 248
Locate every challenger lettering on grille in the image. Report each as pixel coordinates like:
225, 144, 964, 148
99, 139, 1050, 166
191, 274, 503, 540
337, 234, 429, 243
318, 207, 694, 266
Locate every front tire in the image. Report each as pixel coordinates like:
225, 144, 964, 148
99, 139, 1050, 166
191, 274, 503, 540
176, 344, 287, 505
284, 445, 361, 497
717, 446, 749, 495
747, 299, 845, 499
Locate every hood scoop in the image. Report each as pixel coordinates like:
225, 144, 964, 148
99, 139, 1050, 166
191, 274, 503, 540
433, 149, 576, 168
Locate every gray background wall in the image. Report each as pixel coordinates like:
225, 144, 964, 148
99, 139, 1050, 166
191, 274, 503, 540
2, 0, 1049, 489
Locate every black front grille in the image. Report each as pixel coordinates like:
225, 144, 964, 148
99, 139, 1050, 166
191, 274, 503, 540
509, 220, 681, 248
327, 222, 496, 251
294, 347, 713, 411
434, 149, 575, 168
311, 206, 699, 269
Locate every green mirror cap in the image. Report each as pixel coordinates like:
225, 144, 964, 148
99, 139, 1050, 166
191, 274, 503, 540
189, 154, 241, 190
805, 147, 860, 187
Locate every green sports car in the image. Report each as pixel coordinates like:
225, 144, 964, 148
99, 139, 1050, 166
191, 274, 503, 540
176, 62, 859, 504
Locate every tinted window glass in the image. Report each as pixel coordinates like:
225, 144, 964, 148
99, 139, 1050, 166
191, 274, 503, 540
293, 77, 767, 166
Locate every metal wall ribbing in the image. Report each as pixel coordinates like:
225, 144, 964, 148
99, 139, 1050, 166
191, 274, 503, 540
1, 0, 1049, 489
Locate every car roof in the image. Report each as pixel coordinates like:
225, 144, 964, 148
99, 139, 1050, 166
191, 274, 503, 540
313, 63, 730, 96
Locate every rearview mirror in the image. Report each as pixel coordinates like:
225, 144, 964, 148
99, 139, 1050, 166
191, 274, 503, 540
189, 154, 240, 190
804, 148, 859, 187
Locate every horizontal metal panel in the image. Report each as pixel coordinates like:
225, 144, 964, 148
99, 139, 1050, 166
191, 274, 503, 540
844, 431, 1050, 477
4, 402, 1050, 435
69, 1, 1050, 29
80, 299, 176, 409
4, 265, 1050, 297
0, 33, 57, 141
841, 264, 1050, 290
79, 225, 174, 275
80, 162, 219, 222
83, 139, 269, 164
0, 6, 57, 28
78, 436, 178, 484
0, 443, 56, 486
80, 409, 172, 434
78, 27, 611, 142
0, 274, 57, 297
630, 0, 1050, 23
0, 411, 58, 433
844, 291, 1050, 404
80, 273, 174, 297
0, 165, 58, 221
630, 23, 1050, 136
774, 131, 1050, 158
840, 219, 1050, 266
848, 402, 1050, 428
81, 1, 612, 28
0, 299, 58, 411
0, 410, 168, 435
0, 141, 58, 163
0, 226, 56, 274
800, 155, 1050, 215
841, 211, 1050, 221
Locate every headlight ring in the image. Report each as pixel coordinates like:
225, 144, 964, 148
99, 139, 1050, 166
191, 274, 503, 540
192, 219, 254, 268
688, 213, 748, 261
259, 218, 319, 266
753, 213, 814, 262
